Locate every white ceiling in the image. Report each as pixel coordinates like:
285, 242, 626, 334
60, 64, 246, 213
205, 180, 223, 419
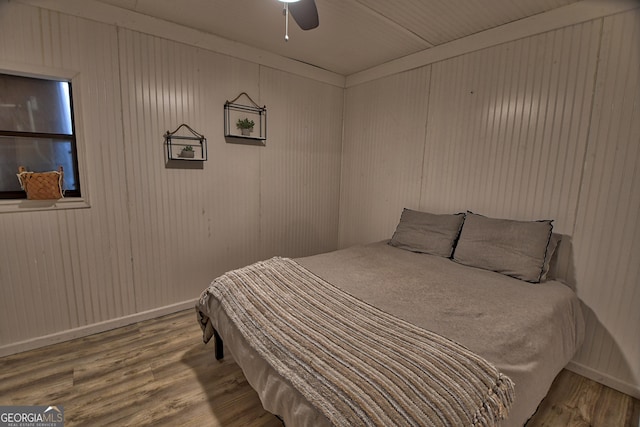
95, 0, 581, 76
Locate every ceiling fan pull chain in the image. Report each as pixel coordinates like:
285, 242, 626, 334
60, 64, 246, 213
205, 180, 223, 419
283, 3, 289, 41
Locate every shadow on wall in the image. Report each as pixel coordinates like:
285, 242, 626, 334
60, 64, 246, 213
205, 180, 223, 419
549, 234, 576, 290
165, 159, 204, 169
554, 235, 637, 395
575, 303, 637, 394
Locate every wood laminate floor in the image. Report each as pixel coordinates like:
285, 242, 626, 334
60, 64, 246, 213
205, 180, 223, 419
0, 309, 638, 426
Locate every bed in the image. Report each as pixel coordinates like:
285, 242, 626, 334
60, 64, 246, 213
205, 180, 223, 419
196, 210, 584, 426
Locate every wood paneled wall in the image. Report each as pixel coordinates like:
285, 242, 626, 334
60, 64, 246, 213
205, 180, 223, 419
339, 10, 640, 397
339, 67, 431, 245
0, 2, 343, 352
571, 9, 640, 396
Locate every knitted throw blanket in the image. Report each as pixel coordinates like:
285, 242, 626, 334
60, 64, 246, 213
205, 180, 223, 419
200, 257, 514, 426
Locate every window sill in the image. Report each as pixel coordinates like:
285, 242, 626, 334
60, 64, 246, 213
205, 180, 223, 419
0, 197, 90, 214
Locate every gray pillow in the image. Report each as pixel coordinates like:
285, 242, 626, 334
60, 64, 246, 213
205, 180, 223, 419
452, 212, 553, 283
389, 209, 465, 258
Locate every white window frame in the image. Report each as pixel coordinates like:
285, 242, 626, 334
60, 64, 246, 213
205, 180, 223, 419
0, 61, 90, 213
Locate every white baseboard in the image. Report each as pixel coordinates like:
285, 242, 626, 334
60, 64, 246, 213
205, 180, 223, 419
0, 299, 197, 358
566, 361, 640, 400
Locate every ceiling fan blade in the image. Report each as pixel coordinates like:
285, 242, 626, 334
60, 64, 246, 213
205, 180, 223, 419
288, 0, 319, 30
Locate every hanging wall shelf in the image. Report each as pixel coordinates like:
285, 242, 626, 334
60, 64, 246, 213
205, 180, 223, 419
224, 92, 267, 145
164, 123, 207, 162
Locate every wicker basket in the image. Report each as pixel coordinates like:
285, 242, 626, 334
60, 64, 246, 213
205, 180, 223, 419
16, 166, 64, 200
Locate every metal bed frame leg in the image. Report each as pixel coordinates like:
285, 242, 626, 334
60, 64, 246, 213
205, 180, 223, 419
213, 328, 224, 360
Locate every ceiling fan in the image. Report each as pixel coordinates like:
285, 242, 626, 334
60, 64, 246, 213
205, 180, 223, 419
279, 0, 319, 41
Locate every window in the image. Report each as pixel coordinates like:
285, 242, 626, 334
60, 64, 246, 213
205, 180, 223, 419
0, 72, 80, 199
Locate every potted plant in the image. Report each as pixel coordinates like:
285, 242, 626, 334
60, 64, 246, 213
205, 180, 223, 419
236, 118, 255, 136
180, 145, 195, 158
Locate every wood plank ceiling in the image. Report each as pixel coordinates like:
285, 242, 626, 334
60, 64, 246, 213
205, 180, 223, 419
95, 0, 581, 75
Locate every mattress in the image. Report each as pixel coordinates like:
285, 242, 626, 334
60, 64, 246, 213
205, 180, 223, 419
197, 241, 584, 426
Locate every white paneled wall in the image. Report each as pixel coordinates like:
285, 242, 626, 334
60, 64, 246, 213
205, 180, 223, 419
422, 21, 601, 232
259, 67, 343, 259
117, 29, 265, 311
339, 68, 431, 248
0, 4, 135, 345
340, 11, 639, 397
0, 2, 343, 353
570, 9, 640, 393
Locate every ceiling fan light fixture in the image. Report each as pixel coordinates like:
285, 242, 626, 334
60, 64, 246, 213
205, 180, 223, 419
278, 0, 319, 42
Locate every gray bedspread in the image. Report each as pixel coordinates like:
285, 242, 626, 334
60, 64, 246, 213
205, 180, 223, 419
197, 241, 584, 426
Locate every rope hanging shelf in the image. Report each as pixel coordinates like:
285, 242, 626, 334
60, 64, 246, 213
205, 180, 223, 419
224, 92, 267, 145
